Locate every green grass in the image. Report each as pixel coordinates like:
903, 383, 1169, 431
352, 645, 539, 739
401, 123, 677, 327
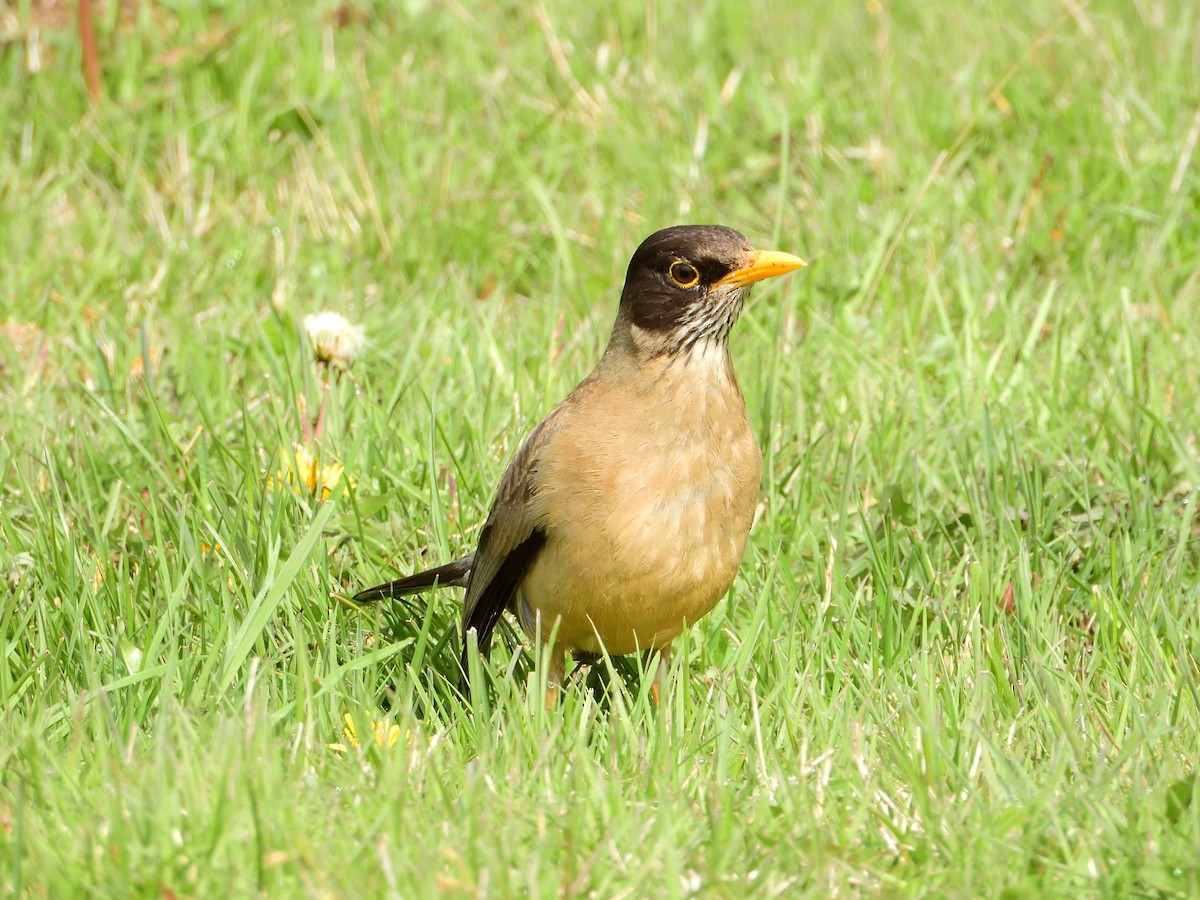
2, 0, 1199, 894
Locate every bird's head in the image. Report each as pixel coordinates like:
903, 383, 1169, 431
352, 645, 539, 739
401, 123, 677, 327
615, 225, 805, 357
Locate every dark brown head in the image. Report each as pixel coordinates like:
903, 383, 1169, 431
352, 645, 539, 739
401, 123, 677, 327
616, 225, 805, 355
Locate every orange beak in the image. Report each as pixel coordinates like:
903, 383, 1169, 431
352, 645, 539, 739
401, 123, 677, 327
716, 249, 807, 288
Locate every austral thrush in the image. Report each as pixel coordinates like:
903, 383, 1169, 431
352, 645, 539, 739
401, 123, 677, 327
356, 225, 805, 702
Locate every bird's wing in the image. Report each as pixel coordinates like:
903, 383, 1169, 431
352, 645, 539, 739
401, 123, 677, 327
459, 410, 562, 666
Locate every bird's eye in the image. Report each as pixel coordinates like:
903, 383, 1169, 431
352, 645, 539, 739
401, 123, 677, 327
669, 261, 700, 288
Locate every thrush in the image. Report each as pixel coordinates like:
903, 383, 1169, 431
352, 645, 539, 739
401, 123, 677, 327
355, 225, 805, 702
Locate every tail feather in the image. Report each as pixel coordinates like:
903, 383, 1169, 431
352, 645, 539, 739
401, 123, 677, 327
353, 553, 474, 602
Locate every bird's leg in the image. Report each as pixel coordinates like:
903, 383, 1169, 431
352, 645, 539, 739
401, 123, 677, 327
545, 643, 566, 711
647, 645, 672, 707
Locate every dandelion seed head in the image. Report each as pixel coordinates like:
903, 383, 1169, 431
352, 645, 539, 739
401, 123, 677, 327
303, 311, 366, 370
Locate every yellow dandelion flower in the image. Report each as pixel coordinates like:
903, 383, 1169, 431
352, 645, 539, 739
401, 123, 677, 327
268, 445, 354, 500
328, 712, 404, 753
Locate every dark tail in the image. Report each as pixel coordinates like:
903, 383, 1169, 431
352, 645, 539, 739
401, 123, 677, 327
353, 553, 474, 602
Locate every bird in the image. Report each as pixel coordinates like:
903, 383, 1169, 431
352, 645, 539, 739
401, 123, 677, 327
355, 224, 805, 704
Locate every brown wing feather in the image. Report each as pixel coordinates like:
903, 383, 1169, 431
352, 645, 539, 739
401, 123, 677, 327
459, 409, 565, 665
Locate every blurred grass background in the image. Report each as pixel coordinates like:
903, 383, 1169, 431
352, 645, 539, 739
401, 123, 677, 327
1, 0, 1199, 894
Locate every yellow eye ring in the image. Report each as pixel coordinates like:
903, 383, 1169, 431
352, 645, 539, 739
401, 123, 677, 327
669, 260, 700, 288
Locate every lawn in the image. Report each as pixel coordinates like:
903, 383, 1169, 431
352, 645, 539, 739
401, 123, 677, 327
2, 0, 1199, 895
